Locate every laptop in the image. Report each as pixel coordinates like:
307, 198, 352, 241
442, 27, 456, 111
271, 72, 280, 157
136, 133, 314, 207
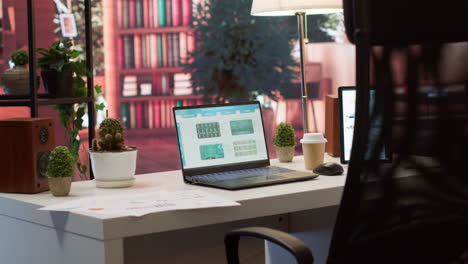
338, 86, 392, 164
173, 101, 318, 190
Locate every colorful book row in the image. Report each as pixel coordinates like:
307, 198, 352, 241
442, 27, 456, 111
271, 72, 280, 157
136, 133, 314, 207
119, 32, 195, 69
121, 99, 203, 129
122, 73, 192, 97
117, 0, 192, 29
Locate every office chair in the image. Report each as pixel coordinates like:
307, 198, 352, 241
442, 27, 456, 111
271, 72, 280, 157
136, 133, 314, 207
225, 0, 468, 263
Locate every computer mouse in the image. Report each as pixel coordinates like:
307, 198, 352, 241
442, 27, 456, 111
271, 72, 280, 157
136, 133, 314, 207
313, 162, 344, 176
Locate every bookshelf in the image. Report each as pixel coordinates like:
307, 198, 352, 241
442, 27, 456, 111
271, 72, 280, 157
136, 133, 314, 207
103, 0, 199, 132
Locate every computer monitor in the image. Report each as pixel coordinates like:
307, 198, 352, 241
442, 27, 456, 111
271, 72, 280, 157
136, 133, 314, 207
338, 86, 391, 164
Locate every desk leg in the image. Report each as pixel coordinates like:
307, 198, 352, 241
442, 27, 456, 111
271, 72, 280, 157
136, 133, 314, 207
0, 214, 124, 264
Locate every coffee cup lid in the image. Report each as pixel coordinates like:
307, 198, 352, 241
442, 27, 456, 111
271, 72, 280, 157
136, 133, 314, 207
300, 133, 327, 144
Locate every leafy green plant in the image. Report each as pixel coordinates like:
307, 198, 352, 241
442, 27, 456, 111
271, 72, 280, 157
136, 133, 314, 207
39, 39, 106, 180
46, 146, 75, 178
37, 39, 81, 72
37, 39, 91, 97
91, 118, 129, 152
188, 0, 298, 103
274, 122, 296, 147
11, 50, 29, 66
54, 85, 105, 180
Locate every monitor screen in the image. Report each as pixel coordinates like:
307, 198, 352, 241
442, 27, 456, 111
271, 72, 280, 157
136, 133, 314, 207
174, 102, 269, 170
338, 87, 390, 164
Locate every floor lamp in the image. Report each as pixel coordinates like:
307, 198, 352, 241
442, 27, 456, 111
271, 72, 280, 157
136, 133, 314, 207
250, 0, 342, 133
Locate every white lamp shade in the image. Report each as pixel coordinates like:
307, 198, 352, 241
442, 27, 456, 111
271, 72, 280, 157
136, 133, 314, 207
251, 0, 342, 16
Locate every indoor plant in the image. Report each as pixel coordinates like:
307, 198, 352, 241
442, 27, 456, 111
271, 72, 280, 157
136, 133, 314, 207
46, 146, 75, 196
274, 122, 296, 162
89, 118, 138, 188
1, 49, 32, 94
37, 39, 85, 97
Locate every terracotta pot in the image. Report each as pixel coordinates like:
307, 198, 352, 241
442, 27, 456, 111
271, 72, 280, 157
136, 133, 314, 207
48, 177, 72, 197
1, 66, 39, 95
275, 146, 295, 162
89, 148, 138, 188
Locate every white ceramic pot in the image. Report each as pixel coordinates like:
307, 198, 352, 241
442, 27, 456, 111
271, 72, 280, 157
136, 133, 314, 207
89, 148, 138, 188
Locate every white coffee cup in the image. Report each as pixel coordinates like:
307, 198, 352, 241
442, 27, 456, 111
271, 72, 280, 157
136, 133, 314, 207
300, 133, 327, 170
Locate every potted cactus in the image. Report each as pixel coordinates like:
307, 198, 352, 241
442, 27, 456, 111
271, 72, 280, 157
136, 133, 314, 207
47, 146, 75, 196
1, 49, 33, 95
89, 118, 138, 188
274, 122, 296, 162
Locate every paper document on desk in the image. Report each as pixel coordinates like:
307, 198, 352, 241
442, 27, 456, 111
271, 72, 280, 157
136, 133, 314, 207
39, 190, 240, 217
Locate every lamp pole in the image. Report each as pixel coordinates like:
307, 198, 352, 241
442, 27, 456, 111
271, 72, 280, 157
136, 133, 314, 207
296, 12, 317, 133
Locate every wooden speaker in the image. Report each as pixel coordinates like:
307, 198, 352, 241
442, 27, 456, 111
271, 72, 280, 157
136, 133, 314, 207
0, 118, 54, 193
325, 95, 340, 157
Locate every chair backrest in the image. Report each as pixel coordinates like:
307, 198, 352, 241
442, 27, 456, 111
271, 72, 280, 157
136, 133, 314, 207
344, 0, 468, 45
327, 1, 468, 263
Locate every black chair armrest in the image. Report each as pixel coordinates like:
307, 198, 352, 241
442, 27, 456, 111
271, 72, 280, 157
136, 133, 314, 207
224, 226, 313, 264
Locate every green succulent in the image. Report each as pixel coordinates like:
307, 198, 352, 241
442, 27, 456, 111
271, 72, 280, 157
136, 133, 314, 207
94, 118, 126, 151
274, 122, 296, 147
11, 50, 29, 66
47, 146, 75, 178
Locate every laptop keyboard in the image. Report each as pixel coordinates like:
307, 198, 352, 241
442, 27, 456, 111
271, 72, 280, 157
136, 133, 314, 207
188, 166, 294, 183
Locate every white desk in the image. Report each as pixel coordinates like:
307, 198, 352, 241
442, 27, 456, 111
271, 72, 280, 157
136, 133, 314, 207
0, 155, 346, 264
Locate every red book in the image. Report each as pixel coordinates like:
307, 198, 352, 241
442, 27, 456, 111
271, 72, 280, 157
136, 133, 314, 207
143, 0, 149, 27
154, 100, 161, 128
148, 0, 153, 28
160, 100, 166, 128
165, 0, 172, 26
122, 0, 129, 28
173, 33, 180, 67
117, 0, 122, 28
179, 32, 187, 64
143, 101, 149, 128
162, 33, 168, 67
167, 33, 173, 67
118, 36, 124, 68
166, 100, 171, 128
172, 0, 181, 26
129, 0, 136, 28
152, 73, 161, 95
142, 34, 148, 68
136, 102, 143, 128
151, 34, 158, 68
182, 0, 191, 26
187, 32, 195, 63
146, 34, 152, 67
169, 100, 175, 127
129, 102, 136, 128
134, 34, 142, 68
148, 101, 154, 128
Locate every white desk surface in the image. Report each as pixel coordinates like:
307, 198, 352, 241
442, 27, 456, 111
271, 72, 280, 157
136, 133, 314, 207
0, 155, 347, 241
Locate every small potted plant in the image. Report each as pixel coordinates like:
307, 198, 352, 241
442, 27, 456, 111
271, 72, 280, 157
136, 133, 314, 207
89, 118, 138, 188
274, 122, 296, 162
37, 39, 81, 97
47, 146, 74, 196
1, 49, 32, 94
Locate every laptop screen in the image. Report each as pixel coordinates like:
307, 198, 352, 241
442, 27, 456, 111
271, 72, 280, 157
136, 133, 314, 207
174, 102, 269, 173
